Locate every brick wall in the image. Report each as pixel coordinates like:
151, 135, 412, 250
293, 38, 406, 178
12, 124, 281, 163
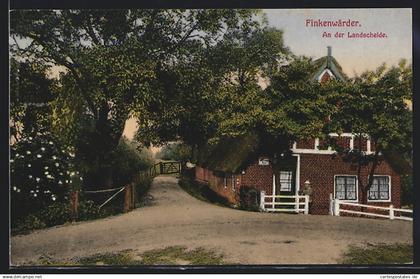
296, 139, 315, 149
195, 166, 239, 204
335, 137, 351, 150
195, 153, 401, 215
241, 163, 274, 194
300, 153, 400, 215
353, 136, 368, 151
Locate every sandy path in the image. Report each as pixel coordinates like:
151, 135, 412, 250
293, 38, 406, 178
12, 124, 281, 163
11, 176, 412, 265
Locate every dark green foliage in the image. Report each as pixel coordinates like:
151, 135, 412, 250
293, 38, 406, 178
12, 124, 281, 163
327, 61, 412, 202
12, 215, 47, 235
12, 199, 125, 235
39, 202, 72, 227
79, 138, 153, 190
11, 10, 266, 191
401, 175, 413, 207
239, 186, 261, 211
156, 143, 192, 162
341, 243, 413, 264
77, 200, 105, 221
10, 59, 56, 142
111, 139, 153, 188
133, 175, 153, 206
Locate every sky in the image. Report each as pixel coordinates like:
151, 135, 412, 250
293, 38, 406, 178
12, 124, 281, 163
263, 8, 412, 77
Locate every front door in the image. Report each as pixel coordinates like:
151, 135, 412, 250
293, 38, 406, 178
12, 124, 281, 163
274, 170, 296, 196
275, 170, 295, 195
271, 156, 297, 210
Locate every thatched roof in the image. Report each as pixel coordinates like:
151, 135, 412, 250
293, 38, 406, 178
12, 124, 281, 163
197, 134, 260, 174
312, 56, 348, 82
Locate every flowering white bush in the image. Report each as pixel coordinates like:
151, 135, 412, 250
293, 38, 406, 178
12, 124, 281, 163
10, 131, 82, 222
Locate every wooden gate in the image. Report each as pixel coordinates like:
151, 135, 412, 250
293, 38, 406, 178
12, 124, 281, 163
159, 161, 182, 174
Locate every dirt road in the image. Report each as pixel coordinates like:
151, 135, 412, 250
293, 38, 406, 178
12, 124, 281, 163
11, 176, 412, 265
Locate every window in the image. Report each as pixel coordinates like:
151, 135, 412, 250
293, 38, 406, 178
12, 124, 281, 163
368, 176, 390, 201
223, 176, 227, 188
335, 176, 357, 201
279, 171, 292, 191
258, 158, 270, 166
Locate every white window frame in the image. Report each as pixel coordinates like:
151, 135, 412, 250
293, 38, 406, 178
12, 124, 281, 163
223, 176, 227, 189
231, 174, 235, 191
258, 158, 270, 166
334, 175, 358, 202
367, 175, 391, 202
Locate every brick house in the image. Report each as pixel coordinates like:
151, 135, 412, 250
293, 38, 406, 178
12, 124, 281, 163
194, 47, 405, 215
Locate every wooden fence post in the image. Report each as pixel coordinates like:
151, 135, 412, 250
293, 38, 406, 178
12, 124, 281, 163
334, 198, 340, 216
389, 204, 394, 220
260, 191, 266, 211
70, 190, 79, 222
304, 195, 309, 215
123, 185, 133, 213
159, 162, 164, 174
329, 193, 333, 215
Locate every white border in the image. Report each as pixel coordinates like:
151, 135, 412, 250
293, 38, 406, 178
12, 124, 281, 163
333, 174, 358, 202
367, 175, 392, 202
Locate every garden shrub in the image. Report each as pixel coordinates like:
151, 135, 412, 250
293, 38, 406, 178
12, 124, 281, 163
77, 200, 104, 221
39, 202, 71, 227
10, 130, 81, 227
134, 175, 153, 203
110, 138, 153, 188
12, 214, 46, 235
239, 186, 260, 211
156, 143, 192, 162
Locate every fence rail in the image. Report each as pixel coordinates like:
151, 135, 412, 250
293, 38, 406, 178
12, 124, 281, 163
69, 161, 182, 221
329, 194, 413, 221
260, 191, 309, 214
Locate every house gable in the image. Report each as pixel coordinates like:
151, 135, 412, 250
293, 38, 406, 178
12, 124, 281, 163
312, 46, 347, 82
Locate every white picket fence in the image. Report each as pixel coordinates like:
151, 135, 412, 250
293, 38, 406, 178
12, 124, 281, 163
260, 191, 309, 214
329, 194, 413, 221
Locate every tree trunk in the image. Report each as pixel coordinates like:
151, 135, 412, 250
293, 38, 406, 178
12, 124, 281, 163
85, 103, 127, 190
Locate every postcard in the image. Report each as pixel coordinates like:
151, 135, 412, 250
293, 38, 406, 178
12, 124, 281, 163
8, 8, 413, 268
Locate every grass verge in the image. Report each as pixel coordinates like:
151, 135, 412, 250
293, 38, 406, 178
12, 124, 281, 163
35, 246, 227, 266
340, 243, 413, 264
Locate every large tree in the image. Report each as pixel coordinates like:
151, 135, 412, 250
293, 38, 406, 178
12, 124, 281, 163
327, 60, 412, 204
10, 9, 263, 188
135, 25, 290, 160
212, 56, 340, 189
